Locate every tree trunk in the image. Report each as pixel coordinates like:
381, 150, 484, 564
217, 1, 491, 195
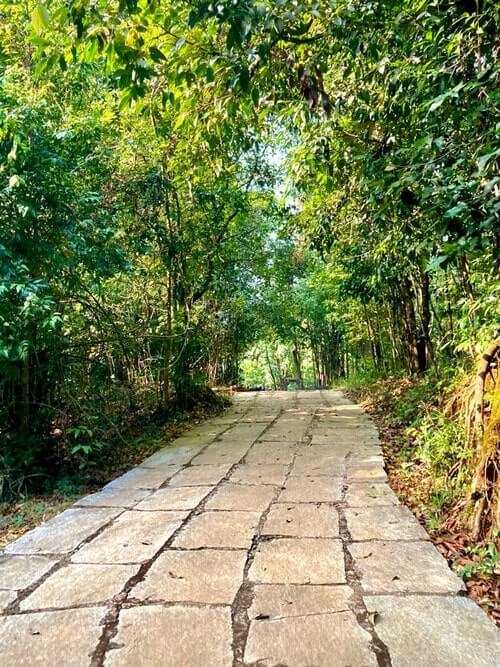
292, 344, 304, 389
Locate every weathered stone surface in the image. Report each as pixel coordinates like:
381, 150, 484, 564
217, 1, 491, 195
245, 442, 296, 465
75, 487, 151, 508
245, 607, 375, 666
72, 510, 186, 563
346, 482, 399, 507
278, 476, 342, 503
262, 503, 339, 538
350, 540, 465, 593
365, 595, 500, 667
0, 607, 107, 665
190, 444, 248, 465
347, 461, 387, 481
249, 538, 345, 584
132, 549, 246, 604
5, 507, 120, 555
3, 390, 496, 667
141, 447, 196, 467
134, 485, 213, 511
105, 606, 233, 667
172, 510, 260, 549
104, 466, 180, 490
248, 583, 353, 619
204, 483, 276, 511
169, 464, 232, 486
0, 554, 57, 589
229, 463, 288, 486
21, 563, 138, 609
260, 426, 307, 442
0, 589, 16, 610
346, 506, 428, 541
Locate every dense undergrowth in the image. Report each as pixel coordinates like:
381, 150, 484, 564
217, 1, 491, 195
346, 372, 499, 623
0, 390, 228, 546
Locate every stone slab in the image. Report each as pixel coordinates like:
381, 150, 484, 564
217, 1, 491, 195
4, 508, 120, 555
347, 462, 388, 481
204, 483, 276, 511
72, 510, 186, 563
21, 563, 138, 610
229, 463, 288, 486
134, 485, 213, 511
190, 445, 248, 465
132, 548, 246, 604
75, 487, 151, 508
172, 510, 260, 549
0, 554, 58, 590
141, 446, 196, 467
248, 583, 353, 620
346, 482, 399, 507
169, 464, 232, 486
105, 605, 233, 667
262, 503, 339, 538
245, 442, 296, 465
0, 607, 107, 665
104, 466, 180, 490
365, 595, 500, 667
279, 476, 342, 503
249, 538, 345, 584
346, 506, 429, 541
350, 540, 465, 593
245, 607, 375, 666
0, 589, 17, 610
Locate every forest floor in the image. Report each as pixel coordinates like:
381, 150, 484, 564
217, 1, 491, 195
1, 390, 498, 666
0, 397, 229, 549
346, 377, 499, 626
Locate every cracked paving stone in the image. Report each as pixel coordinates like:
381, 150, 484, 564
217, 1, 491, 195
172, 510, 261, 549
75, 487, 151, 509
248, 583, 353, 620
249, 538, 345, 584
0, 554, 58, 590
0, 589, 17, 610
229, 463, 288, 486
20, 563, 138, 610
262, 503, 339, 538
0, 607, 107, 666
278, 476, 342, 503
141, 446, 197, 467
350, 540, 465, 593
3, 390, 497, 666
4, 507, 121, 555
204, 483, 276, 511
346, 506, 429, 541
346, 482, 399, 507
347, 461, 388, 482
72, 510, 187, 563
105, 605, 233, 667
131, 548, 246, 604
169, 464, 232, 486
365, 595, 500, 667
104, 465, 181, 490
134, 485, 213, 511
244, 587, 376, 667
190, 445, 249, 465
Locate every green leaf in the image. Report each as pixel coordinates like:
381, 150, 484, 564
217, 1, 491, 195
149, 46, 167, 62
31, 3, 50, 32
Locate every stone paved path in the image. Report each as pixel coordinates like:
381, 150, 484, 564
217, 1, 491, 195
1, 390, 498, 666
